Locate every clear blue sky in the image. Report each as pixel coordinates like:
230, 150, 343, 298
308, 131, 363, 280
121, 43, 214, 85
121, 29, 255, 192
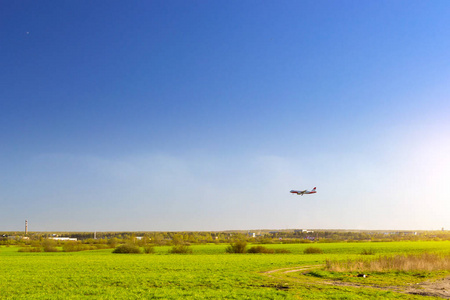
1, 1, 449, 231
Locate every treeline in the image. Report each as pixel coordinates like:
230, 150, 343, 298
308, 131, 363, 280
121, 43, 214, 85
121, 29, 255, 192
1, 230, 450, 247
6, 236, 153, 253
15, 239, 111, 253
266, 230, 450, 242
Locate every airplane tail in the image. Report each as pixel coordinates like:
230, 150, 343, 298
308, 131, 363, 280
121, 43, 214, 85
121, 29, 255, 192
312, 187, 316, 191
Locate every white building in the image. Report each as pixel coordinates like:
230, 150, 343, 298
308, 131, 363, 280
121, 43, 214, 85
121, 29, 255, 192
49, 237, 77, 241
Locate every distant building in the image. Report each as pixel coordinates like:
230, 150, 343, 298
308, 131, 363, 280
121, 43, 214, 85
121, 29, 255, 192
7, 236, 29, 240
295, 229, 314, 233
398, 232, 417, 236
49, 237, 77, 241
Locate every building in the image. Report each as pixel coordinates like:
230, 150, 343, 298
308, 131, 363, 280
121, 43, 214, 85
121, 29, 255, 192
49, 237, 77, 241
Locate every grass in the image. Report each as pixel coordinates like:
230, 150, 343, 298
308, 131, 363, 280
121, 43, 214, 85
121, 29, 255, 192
168, 244, 193, 254
0, 241, 449, 299
360, 248, 376, 255
304, 268, 449, 287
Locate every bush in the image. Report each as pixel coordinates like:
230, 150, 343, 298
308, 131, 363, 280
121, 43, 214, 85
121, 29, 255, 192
169, 244, 192, 254
107, 238, 119, 248
304, 247, 323, 254
256, 238, 275, 244
298, 240, 313, 244
94, 244, 110, 250
63, 242, 90, 252
113, 244, 141, 254
62, 242, 109, 252
225, 240, 247, 253
275, 248, 291, 254
144, 245, 155, 254
246, 246, 291, 254
44, 246, 58, 252
42, 239, 58, 252
247, 246, 274, 254
30, 241, 41, 247
18, 247, 41, 252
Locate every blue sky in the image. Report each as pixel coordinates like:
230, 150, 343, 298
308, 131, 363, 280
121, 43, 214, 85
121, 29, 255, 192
1, 1, 449, 231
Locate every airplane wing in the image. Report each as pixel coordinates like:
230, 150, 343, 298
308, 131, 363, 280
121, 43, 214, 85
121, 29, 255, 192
291, 190, 306, 195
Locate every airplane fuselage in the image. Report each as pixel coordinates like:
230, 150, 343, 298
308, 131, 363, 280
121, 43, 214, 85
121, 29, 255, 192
290, 187, 317, 196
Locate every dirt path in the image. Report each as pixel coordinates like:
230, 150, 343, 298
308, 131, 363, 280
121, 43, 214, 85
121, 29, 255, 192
262, 265, 322, 275
261, 265, 450, 299
404, 277, 450, 299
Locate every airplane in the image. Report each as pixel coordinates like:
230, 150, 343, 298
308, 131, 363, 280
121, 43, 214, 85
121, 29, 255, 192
290, 187, 316, 196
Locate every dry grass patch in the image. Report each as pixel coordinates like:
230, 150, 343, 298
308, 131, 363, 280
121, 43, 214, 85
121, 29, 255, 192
326, 252, 450, 272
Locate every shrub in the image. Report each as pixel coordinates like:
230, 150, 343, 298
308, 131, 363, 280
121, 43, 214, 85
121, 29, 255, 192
247, 246, 290, 254
62, 242, 108, 252
112, 244, 141, 254
275, 248, 291, 254
298, 240, 313, 244
30, 241, 41, 247
144, 245, 155, 254
247, 246, 274, 254
304, 247, 323, 254
256, 238, 275, 244
42, 239, 58, 252
169, 244, 192, 254
94, 244, 110, 250
225, 240, 247, 253
107, 238, 119, 248
18, 247, 41, 252
63, 241, 88, 252
44, 246, 58, 252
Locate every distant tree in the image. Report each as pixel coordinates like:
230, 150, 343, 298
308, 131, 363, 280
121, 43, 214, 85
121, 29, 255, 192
187, 234, 198, 244
172, 234, 184, 245
135, 236, 149, 247
226, 240, 247, 253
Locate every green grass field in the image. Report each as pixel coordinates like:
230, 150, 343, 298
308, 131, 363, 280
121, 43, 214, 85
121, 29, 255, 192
1, 241, 449, 299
